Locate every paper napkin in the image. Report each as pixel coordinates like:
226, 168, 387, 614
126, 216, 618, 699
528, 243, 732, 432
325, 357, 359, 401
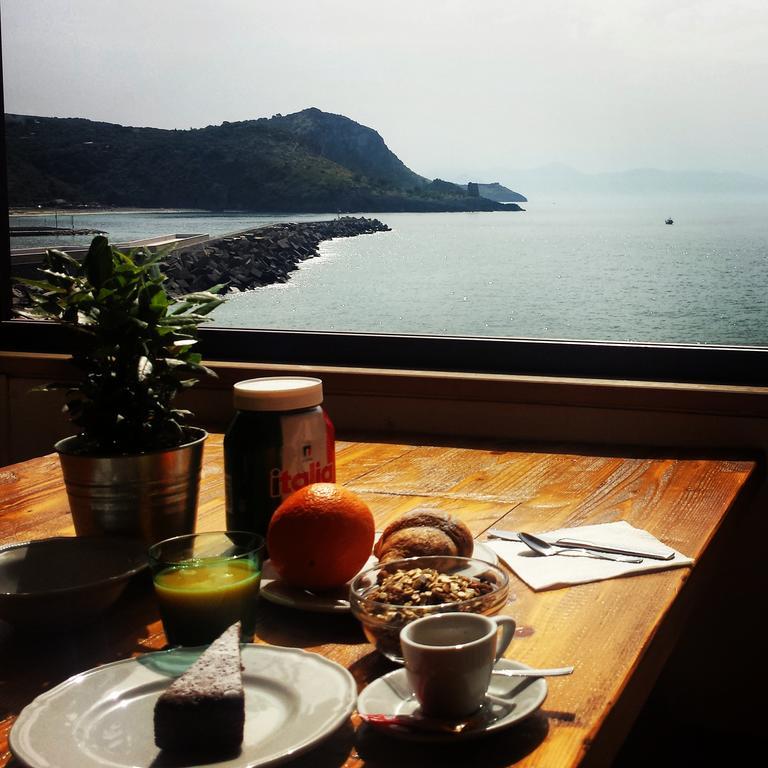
486, 521, 694, 591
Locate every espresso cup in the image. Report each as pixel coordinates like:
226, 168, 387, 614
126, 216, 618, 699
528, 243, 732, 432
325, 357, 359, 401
400, 612, 516, 719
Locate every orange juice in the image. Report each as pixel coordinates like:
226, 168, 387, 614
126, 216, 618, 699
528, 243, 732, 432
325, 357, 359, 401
153, 557, 261, 646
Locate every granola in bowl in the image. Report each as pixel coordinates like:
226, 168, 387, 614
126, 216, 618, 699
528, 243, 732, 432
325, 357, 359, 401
349, 556, 510, 662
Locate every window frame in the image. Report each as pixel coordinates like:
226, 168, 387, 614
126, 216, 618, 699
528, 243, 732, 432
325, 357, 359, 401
2, 39, 766, 388
3, 318, 767, 387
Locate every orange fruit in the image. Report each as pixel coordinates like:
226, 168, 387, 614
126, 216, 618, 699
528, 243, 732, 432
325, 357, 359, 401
267, 483, 375, 591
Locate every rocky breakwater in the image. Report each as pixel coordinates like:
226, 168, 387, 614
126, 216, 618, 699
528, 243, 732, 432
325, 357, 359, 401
163, 216, 391, 295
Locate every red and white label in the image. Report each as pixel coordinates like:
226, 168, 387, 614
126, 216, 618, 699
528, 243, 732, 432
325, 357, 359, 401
268, 409, 335, 499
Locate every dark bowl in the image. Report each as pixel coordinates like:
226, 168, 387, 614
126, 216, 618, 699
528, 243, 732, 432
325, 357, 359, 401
0, 536, 148, 629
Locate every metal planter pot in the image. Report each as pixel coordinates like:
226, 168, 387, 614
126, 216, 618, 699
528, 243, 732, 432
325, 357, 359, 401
55, 428, 207, 546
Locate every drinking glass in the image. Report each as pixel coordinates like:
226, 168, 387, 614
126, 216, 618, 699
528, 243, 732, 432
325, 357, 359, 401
148, 531, 264, 646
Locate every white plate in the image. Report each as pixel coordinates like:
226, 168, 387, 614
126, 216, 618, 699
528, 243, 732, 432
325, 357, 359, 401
10, 644, 356, 768
356, 659, 547, 741
260, 541, 500, 613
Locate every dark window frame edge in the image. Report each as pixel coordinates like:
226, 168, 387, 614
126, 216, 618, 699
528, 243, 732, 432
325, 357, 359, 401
1, 39, 10, 324
2, 320, 766, 387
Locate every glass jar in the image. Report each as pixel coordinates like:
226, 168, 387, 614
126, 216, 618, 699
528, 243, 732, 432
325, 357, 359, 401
224, 377, 335, 539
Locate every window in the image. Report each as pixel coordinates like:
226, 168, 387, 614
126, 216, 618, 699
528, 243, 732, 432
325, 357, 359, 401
2, 2, 767, 385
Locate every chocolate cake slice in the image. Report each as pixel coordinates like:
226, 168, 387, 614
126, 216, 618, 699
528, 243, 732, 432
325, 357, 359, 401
154, 622, 245, 754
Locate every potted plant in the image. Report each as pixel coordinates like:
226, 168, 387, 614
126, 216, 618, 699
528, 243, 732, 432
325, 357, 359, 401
16, 235, 225, 544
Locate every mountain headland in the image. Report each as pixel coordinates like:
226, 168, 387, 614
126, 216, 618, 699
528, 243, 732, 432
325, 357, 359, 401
469, 182, 527, 203
5, 108, 525, 213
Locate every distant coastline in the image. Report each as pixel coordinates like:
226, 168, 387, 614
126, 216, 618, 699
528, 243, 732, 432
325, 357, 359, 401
9, 206, 203, 217
6, 110, 525, 213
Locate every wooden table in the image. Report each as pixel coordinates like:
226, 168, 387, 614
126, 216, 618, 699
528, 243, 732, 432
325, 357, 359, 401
0, 434, 756, 767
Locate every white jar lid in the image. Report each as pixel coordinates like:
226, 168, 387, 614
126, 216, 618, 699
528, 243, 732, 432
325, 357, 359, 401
233, 377, 323, 411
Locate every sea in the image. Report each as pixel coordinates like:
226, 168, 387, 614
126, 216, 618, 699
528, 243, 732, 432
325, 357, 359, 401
10, 195, 768, 347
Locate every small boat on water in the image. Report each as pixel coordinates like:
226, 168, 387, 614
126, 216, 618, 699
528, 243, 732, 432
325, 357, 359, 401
665, 218, 674, 225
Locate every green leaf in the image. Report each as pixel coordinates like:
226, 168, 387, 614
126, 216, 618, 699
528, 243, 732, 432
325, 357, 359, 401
94, 287, 116, 301
127, 316, 150, 330
157, 315, 204, 327
84, 236, 114, 289
67, 290, 94, 306
195, 298, 226, 316
176, 289, 226, 303
36, 269, 79, 289
162, 358, 188, 369
167, 300, 193, 315
15, 308, 54, 321
14, 276, 64, 292
45, 248, 82, 273
137, 356, 153, 381
139, 283, 168, 319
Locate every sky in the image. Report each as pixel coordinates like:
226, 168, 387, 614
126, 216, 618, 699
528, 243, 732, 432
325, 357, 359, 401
2, 0, 767, 182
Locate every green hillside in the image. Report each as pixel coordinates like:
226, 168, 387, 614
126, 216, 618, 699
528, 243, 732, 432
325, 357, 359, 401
5, 109, 521, 213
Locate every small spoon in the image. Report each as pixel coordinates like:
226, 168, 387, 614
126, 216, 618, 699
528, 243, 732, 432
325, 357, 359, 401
359, 713, 476, 733
493, 665, 574, 677
519, 532, 643, 564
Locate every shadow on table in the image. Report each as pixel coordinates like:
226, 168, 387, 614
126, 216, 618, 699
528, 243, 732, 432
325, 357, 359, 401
355, 710, 549, 767
253, 599, 369, 649
347, 650, 401, 688
263, 721, 356, 768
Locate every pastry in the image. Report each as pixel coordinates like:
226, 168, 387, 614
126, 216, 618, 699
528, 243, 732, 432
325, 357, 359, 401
374, 509, 473, 562
154, 622, 245, 754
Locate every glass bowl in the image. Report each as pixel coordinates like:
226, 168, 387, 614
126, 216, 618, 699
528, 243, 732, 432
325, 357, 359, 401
349, 555, 510, 662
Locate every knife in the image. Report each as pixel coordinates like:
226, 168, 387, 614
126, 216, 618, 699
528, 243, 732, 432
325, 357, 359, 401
486, 529, 675, 561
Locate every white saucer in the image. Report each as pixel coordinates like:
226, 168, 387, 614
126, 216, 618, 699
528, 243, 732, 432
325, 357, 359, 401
357, 659, 547, 741
259, 555, 375, 613
10, 644, 356, 768
260, 541, 500, 613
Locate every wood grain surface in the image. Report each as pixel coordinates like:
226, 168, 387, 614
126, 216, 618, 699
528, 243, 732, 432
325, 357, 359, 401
0, 434, 755, 767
